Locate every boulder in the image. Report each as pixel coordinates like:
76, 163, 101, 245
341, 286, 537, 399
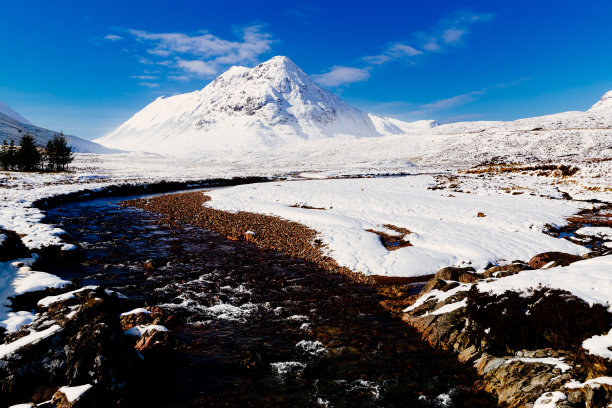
420, 278, 460, 295
52, 384, 94, 408
528, 252, 581, 269
434, 266, 480, 283
134, 329, 174, 352
483, 263, 532, 278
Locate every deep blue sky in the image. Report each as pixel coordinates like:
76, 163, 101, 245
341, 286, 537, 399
1, 0, 611, 140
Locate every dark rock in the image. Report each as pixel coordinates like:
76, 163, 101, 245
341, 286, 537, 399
119, 310, 153, 331
434, 266, 480, 283
528, 252, 581, 269
52, 384, 95, 407
420, 278, 460, 294
482, 263, 532, 278
134, 328, 174, 352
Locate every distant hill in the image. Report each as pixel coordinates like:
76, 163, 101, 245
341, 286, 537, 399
0, 103, 118, 154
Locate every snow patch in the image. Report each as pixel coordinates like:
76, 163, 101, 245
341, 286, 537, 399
57, 384, 93, 402
0, 324, 61, 358
37, 286, 98, 307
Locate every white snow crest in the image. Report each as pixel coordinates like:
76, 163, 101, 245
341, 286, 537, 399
57, 384, 93, 402
37, 286, 99, 307
0, 324, 61, 358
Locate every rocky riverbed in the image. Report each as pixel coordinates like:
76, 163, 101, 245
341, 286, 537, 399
124, 190, 612, 407
0, 191, 495, 407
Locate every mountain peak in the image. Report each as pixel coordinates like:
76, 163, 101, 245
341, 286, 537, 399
589, 90, 612, 112
95, 56, 416, 154
259, 55, 296, 68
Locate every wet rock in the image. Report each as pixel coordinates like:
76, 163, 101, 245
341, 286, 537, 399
434, 266, 480, 283
143, 260, 156, 271
528, 251, 581, 269
124, 325, 174, 352
1, 287, 138, 404
244, 231, 257, 242
482, 263, 532, 278
119, 309, 153, 331
52, 384, 94, 407
420, 277, 460, 294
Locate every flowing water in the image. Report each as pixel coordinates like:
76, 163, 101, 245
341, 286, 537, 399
43, 193, 493, 408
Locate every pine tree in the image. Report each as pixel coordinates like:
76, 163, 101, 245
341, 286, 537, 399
55, 132, 73, 171
7, 140, 17, 170
45, 132, 73, 171
16, 134, 41, 171
0, 140, 7, 170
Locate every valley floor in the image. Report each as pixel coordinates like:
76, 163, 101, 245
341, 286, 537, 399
1, 152, 612, 406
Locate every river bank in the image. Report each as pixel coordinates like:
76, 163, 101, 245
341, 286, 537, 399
0, 190, 494, 407
124, 189, 612, 407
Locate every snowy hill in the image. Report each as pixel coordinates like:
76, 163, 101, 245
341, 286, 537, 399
95, 56, 420, 154
0, 110, 118, 154
0, 101, 31, 125
589, 90, 612, 112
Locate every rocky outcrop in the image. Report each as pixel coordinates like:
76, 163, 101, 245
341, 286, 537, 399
403, 263, 612, 407
528, 251, 582, 269
0, 285, 173, 406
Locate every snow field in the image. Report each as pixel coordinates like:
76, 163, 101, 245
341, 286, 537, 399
205, 176, 588, 277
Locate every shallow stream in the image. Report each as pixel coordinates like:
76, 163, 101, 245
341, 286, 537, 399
43, 192, 492, 407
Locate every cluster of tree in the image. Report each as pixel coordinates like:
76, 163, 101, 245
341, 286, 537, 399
0, 133, 73, 172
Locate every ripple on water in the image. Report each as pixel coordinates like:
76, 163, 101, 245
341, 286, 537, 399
42, 194, 495, 407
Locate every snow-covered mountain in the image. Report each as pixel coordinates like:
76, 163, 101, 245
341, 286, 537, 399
0, 101, 31, 125
589, 90, 612, 112
96, 56, 422, 154
0, 106, 117, 154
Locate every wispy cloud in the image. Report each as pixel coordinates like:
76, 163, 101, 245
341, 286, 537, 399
104, 34, 123, 41
127, 25, 273, 78
138, 82, 160, 88
315, 10, 494, 88
312, 66, 371, 87
411, 77, 531, 114
104, 25, 275, 88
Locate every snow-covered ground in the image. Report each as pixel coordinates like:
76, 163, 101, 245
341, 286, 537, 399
205, 176, 589, 276
0, 126, 611, 352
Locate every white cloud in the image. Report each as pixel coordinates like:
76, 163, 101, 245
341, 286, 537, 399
412, 77, 530, 114
417, 90, 484, 113
312, 66, 371, 87
442, 29, 465, 44
365, 43, 423, 65
316, 10, 494, 88
139, 82, 160, 88
104, 34, 123, 41
128, 25, 274, 78
132, 75, 157, 80
176, 60, 218, 77
168, 74, 190, 81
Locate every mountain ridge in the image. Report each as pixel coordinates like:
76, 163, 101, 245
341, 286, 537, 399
0, 109, 119, 154
95, 56, 425, 153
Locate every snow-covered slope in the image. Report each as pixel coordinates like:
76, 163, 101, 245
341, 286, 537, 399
0, 101, 31, 125
96, 56, 419, 154
0, 111, 118, 154
589, 90, 612, 112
